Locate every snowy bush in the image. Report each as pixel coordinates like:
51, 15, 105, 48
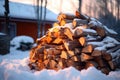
10, 36, 34, 51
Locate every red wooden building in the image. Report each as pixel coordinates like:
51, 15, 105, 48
0, 16, 54, 41
0, 1, 57, 41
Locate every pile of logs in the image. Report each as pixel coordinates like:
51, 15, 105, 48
28, 11, 120, 75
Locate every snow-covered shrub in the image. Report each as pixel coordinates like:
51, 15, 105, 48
10, 36, 34, 51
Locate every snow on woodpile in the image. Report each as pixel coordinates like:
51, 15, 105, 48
29, 11, 120, 75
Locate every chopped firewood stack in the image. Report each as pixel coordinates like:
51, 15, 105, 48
28, 11, 120, 75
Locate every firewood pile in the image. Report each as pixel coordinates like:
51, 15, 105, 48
28, 11, 120, 75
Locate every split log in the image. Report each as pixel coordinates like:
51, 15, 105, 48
91, 50, 102, 57
31, 48, 45, 61
60, 19, 66, 26
44, 54, 47, 60
100, 67, 110, 75
43, 59, 49, 67
52, 37, 63, 44
45, 44, 65, 50
55, 44, 66, 50
66, 59, 75, 67
108, 61, 115, 70
71, 55, 79, 61
67, 50, 75, 57
60, 19, 73, 26
44, 49, 55, 59
47, 31, 60, 39
74, 28, 83, 38
74, 48, 81, 55
81, 53, 93, 62
78, 37, 86, 46
45, 48, 61, 55
77, 24, 88, 29
63, 39, 81, 50
36, 36, 46, 45
49, 60, 57, 69
85, 61, 98, 69
94, 56, 105, 68
29, 47, 37, 63
75, 11, 89, 19
57, 13, 76, 21
60, 51, 68, 59
53, 22, 60, 27
37, 62, 45, 70
63, 27, 73, 40
36, 36, 53, 44
102, 52, 112, 61
63, 41, 69, 50
92, 27, 106, 38
57, 58, 67, 69
53, 49, 61, 55
72, 19, 88, 27
82, 44, 93, 54
35, 46, 45, 54
74, 28, 97, 38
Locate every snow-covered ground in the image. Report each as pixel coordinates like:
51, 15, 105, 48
0, 36, 120, 80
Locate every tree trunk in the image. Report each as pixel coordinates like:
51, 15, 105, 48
4, 0, 10, 34
78, 0, 82, 12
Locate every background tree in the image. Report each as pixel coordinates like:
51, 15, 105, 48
4, 0, 9, 34
35, 0, 47, 38
78, 0, 82, 12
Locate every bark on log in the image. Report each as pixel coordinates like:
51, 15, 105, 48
91, 27, 106, 38
67, 50, 75, 57
85, 61, 98, 69
71, 56, 79, 61
72, 19, 88, 27
91, 50, 102, 57
60, 19, 73, 26
53, 22, 60, 27
81, 53, 93, 62
82, 44, 93, 53
66, 59, 75, 67
78, 37, 86, 46
75, 11, 89, 19
101, 67, 110, 75
63, 27, 73, 40
57, 13, 76, 21
63, 39, 81, 50
74, 48, 81, 55
60, 51, 68, 59
49, 60, 57, 69
52, 37, 63, 44
94, 56, 105, 68
108, 61, 115, 70
74, 28, 97, 38
102, 52, 112, 61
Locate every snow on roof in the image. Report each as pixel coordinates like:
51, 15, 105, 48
0, 1, 4, 16
0, 1, 57, 21
0, 0, 79, 21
